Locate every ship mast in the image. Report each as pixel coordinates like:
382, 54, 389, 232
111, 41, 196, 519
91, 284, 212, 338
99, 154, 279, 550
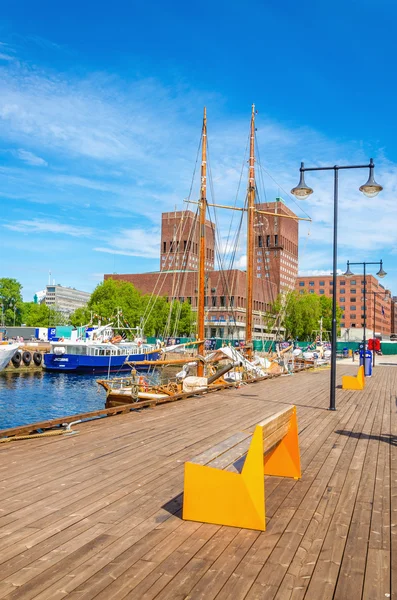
197, 107, 207, 376
245, 104, 256, 359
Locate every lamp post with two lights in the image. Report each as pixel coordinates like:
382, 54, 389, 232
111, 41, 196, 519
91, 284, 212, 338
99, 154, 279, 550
291, 159, 383, 410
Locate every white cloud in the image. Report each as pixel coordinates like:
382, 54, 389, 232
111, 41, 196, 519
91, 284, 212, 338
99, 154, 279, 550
94, 228, 160, 259
0, 53, 397, 294
15, 149, 48, 166
4, 219, 93, 237
0, 53, 15, 62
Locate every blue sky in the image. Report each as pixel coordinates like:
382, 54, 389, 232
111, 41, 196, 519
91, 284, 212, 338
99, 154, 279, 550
1, 0, 396, 300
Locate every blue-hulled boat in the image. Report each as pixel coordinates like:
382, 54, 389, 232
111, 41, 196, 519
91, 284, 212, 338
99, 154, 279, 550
43, 341, 160, 373
43, 325, 160, 374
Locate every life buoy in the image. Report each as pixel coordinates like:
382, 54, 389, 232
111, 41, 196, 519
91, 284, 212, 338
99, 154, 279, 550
11, 351, 22, 368
138, 376, 148, 391
33, 352, 42, 366
22, 351, 32, 366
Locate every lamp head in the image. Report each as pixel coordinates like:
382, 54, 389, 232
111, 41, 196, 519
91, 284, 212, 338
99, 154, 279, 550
291, 163, 313, 200
376, 260, 387, 279
359, 158, 383, 198
343, 261, 354, 277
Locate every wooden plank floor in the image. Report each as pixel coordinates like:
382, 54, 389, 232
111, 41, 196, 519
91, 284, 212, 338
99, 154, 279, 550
0, 365, 395, 599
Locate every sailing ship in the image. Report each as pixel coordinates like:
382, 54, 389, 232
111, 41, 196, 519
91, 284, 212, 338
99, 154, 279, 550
97, 105, 310, 404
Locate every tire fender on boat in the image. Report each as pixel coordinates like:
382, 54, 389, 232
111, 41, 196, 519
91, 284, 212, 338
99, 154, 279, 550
22, 351, 32, 366
33, 352, 42, 366
11, 351, 22, 368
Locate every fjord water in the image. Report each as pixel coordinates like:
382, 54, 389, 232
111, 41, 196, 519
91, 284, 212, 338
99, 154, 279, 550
0, 371, 106, 430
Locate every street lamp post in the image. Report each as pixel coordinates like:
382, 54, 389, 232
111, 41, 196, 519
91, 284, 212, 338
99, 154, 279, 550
343, 260, 386, 360
291, 159, 382, 410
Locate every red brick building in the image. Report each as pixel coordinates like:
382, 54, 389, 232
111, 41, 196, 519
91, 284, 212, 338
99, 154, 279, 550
295, 275, 392, 336
254, 200, 298, 292
105, 200, 298, 340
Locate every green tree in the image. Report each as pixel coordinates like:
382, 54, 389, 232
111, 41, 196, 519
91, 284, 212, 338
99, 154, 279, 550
69, 279, 194, 338
69, 307, 91, 328
269, 291, 341, 341
0, 278, 24, 325
318, 294, 342, 336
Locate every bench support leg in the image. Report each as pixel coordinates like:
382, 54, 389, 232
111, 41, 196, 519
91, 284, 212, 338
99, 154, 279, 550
263, 408, 301, 479
183, 460, 266, 530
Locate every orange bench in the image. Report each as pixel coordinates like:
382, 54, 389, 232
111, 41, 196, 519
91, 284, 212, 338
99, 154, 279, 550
183, 405, 301, 531
342, 365, 365, 390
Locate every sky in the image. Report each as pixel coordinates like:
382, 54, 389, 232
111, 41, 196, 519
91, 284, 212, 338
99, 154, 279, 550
0, 0, 396, 301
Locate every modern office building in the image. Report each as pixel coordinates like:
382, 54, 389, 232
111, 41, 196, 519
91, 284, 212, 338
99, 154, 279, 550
105, 200, 299, 340
295, 275, 392, 336
44, 285, 91, 318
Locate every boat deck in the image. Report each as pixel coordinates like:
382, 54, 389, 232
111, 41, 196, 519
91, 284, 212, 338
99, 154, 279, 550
0, 365, 395, 599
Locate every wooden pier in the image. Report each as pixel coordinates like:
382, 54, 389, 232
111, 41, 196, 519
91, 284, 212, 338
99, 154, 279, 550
0, 365, 395, 599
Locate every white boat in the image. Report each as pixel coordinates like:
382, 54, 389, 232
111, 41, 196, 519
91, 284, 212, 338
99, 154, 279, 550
0, 343, 20, 372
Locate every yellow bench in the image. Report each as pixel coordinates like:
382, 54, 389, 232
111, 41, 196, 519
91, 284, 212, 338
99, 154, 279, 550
183, 405, 301, 531
342, 365, 365, 390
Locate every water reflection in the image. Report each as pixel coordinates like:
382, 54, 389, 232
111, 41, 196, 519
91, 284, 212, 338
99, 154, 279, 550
0, 371, 106, 430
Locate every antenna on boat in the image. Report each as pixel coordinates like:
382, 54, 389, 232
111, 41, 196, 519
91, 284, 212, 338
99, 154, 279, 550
197, 106, 207, 377
245, 103, 256, 360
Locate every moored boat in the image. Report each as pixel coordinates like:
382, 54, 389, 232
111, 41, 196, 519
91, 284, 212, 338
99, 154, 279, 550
0, 343, 20, 372
43, 323, 160, 374
43, 340, 160, 373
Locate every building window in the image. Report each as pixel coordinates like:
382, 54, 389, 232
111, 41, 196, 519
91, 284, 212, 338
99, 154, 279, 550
309, 290, 314, 294
211, 296, 217, 307
350, 297, 356, 302
350, 314, 356, 319
350, 305, 356, 310
340, 281, 345, 286
340, 289, 345, 294
266, 235, 270, 247
350, 289, 356, 294
299, 290, 304, 294
230, 296, 234, 307
309, 281, 314, 286
274, 235, 278, 246
163, 241, 166, 253
339, 298, 345, 303
319, 289, 325, 294
258, 235, 263, 248
299, 282, 305, 287
350, 280, 356, 285
319, 281, 325, 286
220, 296, 225, 307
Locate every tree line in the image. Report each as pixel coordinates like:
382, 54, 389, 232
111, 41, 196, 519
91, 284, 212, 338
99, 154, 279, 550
0, 278, 194, 337
268, 290, 342, 340
1, 277, 342, 340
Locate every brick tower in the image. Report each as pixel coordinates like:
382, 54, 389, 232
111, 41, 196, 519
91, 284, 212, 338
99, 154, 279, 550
160, 209, 215, 272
